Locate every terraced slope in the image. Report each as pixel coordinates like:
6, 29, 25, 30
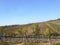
0, 19, 60, 36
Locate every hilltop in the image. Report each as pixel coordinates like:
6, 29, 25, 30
0, 18, 60, 36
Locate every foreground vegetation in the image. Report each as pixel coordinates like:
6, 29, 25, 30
53, 43, 60, 45
0, 43, 10, 45
0, 19, 60, 45
0, 43, 60, 45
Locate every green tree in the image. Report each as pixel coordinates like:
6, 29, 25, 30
44, 28, 51, 38
44, 28, 51, 45
33, 24, 40, 36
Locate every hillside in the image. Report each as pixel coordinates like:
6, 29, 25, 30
0, 19, 60, 36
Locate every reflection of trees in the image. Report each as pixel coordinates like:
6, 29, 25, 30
50, 32, 60, 38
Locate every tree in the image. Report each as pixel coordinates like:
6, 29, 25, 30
33, 24, 40, 36
57, 18, 60, 20
44, 28, 51, 45
44, 28, 51, 38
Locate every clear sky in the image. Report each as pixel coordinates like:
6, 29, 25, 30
0, 0, 60, 26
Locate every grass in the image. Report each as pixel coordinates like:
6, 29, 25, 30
24, 42, 41, 45
53, 43, 60, 45
0, 43, 10, 45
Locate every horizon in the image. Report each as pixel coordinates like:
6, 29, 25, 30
0, 18, 58, 26
0, 0, 60, 26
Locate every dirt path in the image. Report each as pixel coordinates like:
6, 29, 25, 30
45, 23, 59, 33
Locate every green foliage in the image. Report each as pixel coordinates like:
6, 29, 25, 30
53, 43, 60, 45
18, 28, 23, 35
33, 24, 40, 36
44, 28, 51, 38
0, 43, 10, 45
18, 30, 23, 35
24, 42, 40, 45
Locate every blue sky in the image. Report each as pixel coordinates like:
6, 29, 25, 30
0, 0, 60, 26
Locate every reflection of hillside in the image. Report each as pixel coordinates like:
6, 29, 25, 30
0, 35, 60, 43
